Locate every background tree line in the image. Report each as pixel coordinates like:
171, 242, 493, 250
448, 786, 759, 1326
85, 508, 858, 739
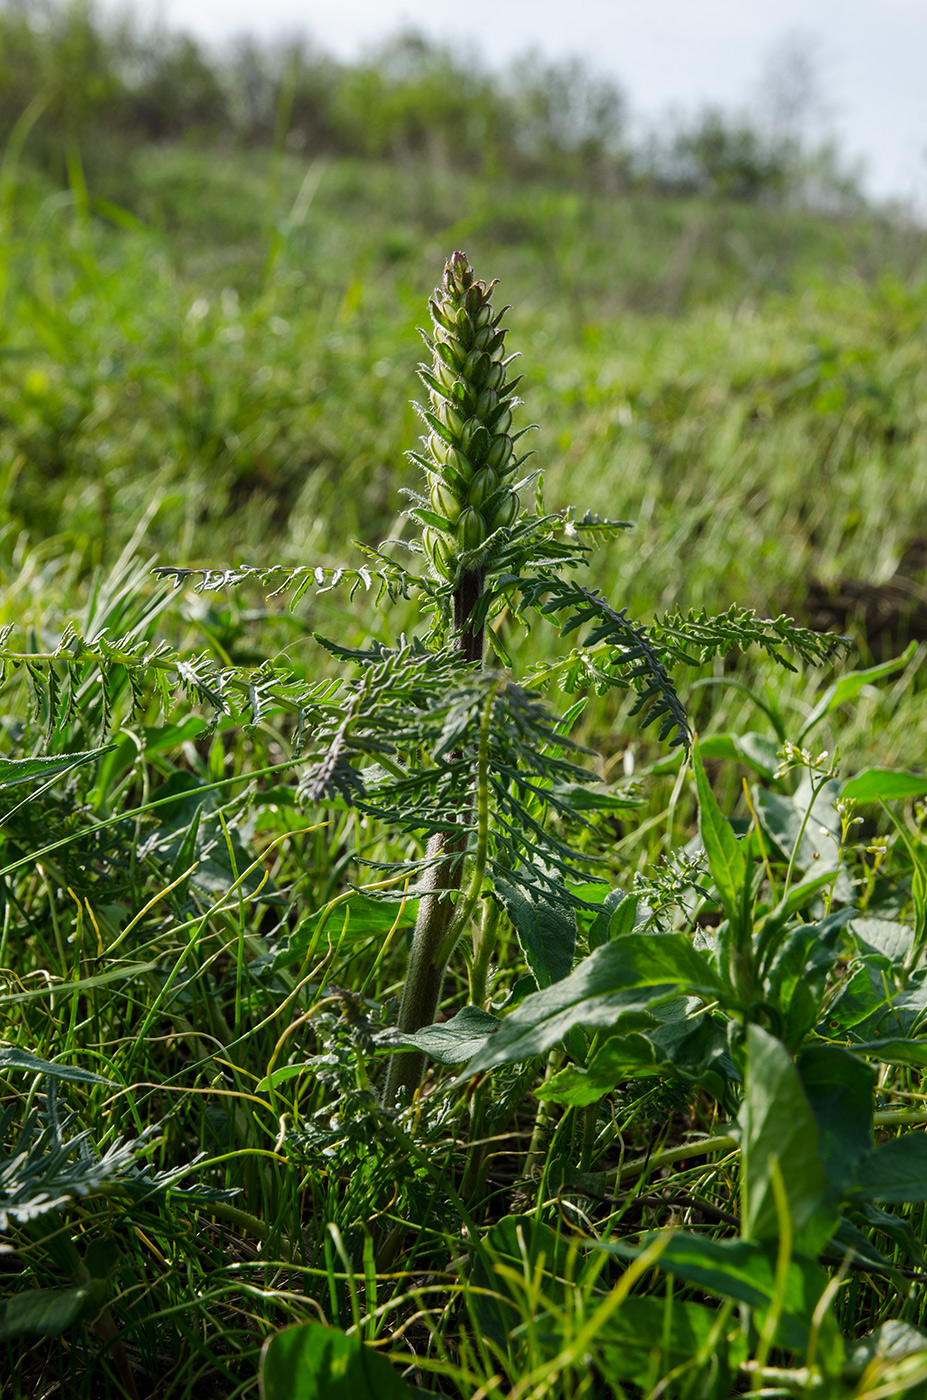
0, 0, 861, 208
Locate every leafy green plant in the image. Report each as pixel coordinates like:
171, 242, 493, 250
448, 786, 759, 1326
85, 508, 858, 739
4, 237, 927, 1400
131, 251, 838, 1114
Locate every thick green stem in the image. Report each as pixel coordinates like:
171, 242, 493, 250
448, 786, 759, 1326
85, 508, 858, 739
383, 568, 486, 1105
454, 568, 485, 664
460, 1076, 490, 1199
469, 897, 499, 1008
383, 828, 465, 1103
526, 1047, 564, 1178
579, 1100, 598, 1174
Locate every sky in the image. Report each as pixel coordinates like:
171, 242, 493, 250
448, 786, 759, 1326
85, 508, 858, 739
120, 0, 926, 206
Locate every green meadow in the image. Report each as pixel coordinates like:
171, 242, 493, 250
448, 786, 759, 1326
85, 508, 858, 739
2, 69, 927, 1400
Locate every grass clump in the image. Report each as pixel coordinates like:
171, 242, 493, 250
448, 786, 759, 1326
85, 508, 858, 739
1, 232, 927, 1400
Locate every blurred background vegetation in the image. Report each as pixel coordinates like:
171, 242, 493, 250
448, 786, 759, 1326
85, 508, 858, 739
1, 0, 925, 774
0, 0, 862, 201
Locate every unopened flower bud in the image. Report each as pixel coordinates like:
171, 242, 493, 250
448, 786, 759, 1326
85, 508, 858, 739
458, 506, 486, 551
454, 305, 474, 347
437, 402, 465, 437
429, 433, 450, 465
464, 421, 490, 462
414, 253, 525, 583
444, 251, 473, 295
431, 480, 461, 521
445, 445, 474, 481
422, 527, 456, 580
434, 338, 463, 373
475, 387, 499, 419
467, 467, 499, 507
435, 360, 458, 394
465, 285, 485, 315
489, 490, 518, 529
486, 434, 513, 470
464, 349, 490, 386
429, 299, 456, 332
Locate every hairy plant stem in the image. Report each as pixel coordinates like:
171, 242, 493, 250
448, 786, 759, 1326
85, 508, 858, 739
383, 569, 485, 1105
470, 897, 499, 1008
460, 1076, 490, 1199
579, 1100, 599, 1174
526, 1047, 565, 1179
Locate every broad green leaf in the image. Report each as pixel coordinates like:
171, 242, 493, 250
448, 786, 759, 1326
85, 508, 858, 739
692, 737, 747, 928
596, 1295, 732, 1388
399, 1005, 501, 1065
539, 1005, 733, 1106
259, 1322, 417, 1400
754, 777, 842, 871
851, 918, 915, 969
853, 1201, 927, 1270
822, 963, 893, 1039
764, 910, 853, 1048
841, 768, 927, 804
465, 934, 722, 1074
741, 1025, 830, 1247
143, 717, 210, 752
652, 733, 739, 774
84, 1237, 122, 1281
272, 894, 415, 970
846, 1320, 927, 1379
0, 747, 115, 793
329, 895, 414, 940
538, 1037, 659, 1106
734, 731, 782, 780
798, 1044, 874, 1198
892, 974, 927, 1027
256, 1064, 313, 1091
0, 1281, 108, 1341
755, 775, 853, 903
798, 643, 917, 742
567, 879, 616, 908
827, 967, 927, 1043
588, 890, 641, 949
0, 1048, 112, 1085
850, 1039, 927, 1070
494, 875, 575, 988
827, 1218, 904, 1281
892, 823, 927, 966
469, 1214, 574, 1355
599, 1234, 832, 1357
756, 869, 844, 967
856, 1133, 927, 1203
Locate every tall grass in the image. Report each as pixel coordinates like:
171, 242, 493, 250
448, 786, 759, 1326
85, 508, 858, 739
2, 150, 925, 674
1, 107, 927, 1400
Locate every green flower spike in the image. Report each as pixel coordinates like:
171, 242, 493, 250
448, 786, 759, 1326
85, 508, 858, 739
413, 252, 525, 661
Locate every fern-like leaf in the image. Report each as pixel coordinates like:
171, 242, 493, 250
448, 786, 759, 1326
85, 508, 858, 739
518, 576, 691, 748
650, 605, 850, 670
